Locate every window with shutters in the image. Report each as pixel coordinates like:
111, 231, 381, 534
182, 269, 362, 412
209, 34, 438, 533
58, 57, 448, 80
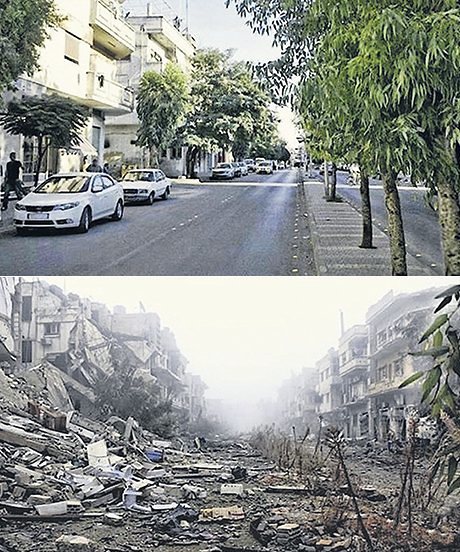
64, 31, 80, 64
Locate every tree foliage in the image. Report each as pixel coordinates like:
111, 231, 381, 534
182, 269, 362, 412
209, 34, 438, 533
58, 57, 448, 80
182, 49, 279, 177
228, 0, 460, 276
0, 0, 60, 95
137, 63, 189, 166
0, 95, 89, 184
401, 284, 460, 494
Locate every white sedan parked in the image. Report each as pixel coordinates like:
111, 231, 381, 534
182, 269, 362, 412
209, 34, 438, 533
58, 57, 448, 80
121, 169, 172, 204
14, 173, 124, 235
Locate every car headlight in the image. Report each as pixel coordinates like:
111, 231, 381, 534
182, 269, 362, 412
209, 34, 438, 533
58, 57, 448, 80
53, 202, 80, 211
139, 189, 148, 194
15, 204, 26, 211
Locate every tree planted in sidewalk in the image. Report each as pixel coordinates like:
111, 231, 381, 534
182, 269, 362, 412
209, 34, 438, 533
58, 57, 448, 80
0, 0, 60, 95
137, 63, 189, 167
228, 0, 460, 276
0, 95, 89, 185
325, 427, 375, 551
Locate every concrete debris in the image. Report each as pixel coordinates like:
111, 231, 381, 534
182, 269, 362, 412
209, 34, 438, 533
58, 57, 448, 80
200, 505, 245, 522
0, 369, 459, 552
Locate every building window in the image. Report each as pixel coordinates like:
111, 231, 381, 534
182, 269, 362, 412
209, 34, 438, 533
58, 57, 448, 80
22, 296, 32, 322
394, 359, 403, 377
64, 31, 80, 64
22, 340, 33, 363
377, 365, 388, 381
44, 322, 60, 336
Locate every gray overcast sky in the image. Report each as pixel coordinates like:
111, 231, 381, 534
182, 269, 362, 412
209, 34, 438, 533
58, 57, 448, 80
40, 277, 454, 403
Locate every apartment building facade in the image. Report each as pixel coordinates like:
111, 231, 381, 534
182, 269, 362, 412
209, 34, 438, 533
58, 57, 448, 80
338, 325, 370, 440
366, 289, 436, 441
276, 288, 440, 443
316, 348, 341, 423
1, 0, 136, 181
277, 367, 319, 431
105, 7, 199, 177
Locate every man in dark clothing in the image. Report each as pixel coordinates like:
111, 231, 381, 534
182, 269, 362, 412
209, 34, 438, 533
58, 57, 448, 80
86, 158, 103, 173
1, 152, 25, 211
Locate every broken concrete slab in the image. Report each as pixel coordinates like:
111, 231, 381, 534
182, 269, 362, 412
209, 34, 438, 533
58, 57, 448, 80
55, 535, 96, 552
220, 483, 244, 496
199, 505, 245, 522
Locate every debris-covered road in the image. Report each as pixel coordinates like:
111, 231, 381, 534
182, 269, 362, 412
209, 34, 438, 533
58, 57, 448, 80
0, 370, 458, 552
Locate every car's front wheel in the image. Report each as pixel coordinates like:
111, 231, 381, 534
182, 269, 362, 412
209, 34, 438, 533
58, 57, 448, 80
77, 207, 91, 234
111, 200, 124, 221
147, 192, 155, 205
161, 187, 170, 200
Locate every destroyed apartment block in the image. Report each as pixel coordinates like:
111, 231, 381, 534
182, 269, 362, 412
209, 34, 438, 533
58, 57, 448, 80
277, 289, 440, 444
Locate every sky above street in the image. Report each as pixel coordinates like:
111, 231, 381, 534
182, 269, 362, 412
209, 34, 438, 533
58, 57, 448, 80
124, 0, 298, 146
41, 277, 453, 403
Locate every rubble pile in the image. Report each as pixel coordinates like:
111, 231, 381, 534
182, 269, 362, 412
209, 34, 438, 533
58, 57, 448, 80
0, 374, 459, 552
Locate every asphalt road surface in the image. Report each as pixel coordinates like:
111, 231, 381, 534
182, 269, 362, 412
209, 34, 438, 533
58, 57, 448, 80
0, 170, 301, 276
334, 172, 444, 274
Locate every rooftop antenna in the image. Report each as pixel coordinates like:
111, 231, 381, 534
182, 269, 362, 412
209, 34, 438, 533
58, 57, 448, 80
185, 0, 189, 35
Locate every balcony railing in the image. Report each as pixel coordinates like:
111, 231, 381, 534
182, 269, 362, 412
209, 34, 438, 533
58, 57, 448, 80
86, 72, 134, 113
91, 0, 136, 59
339, 356, 368, 376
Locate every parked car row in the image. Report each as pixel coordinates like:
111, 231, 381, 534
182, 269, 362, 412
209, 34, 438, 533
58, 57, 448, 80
211, 161, 251, 180
13, 169, 172, 235
211, 158, 287, 180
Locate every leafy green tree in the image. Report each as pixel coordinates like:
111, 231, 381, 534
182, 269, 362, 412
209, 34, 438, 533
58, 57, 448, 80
0, 95, 89, 185
183, 49, 278, 177
0, 0, 60, 95
400, 284, 460, 495
229, 0, 460, 276
137, 63, 189, 167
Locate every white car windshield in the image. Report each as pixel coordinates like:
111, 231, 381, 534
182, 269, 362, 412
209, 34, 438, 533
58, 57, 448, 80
123, 172, 155, 182
216, 164, 231, 169
35, 176, 90, 194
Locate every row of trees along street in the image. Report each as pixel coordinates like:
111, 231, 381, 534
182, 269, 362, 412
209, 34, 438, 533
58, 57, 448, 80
229, 0, 460, 276
0, 1, 289, 185
136, 49, 289, 178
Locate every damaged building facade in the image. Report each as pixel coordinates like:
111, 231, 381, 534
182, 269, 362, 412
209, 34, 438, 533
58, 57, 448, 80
277, 288, 438, 442
0, 278, 207, 427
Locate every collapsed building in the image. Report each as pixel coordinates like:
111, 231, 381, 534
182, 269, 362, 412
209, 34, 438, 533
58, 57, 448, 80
277, 288, 439, 442
0, 278, 207, 427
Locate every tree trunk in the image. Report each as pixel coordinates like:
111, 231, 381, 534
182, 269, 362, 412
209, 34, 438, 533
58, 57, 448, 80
328, 162, 337, 201
435, 175, 460, 275
186, 146, 200, 179
382, 171, 407, 275
34, 136, 49, 186
359, 169, 375, 249
324, 160, 330, 198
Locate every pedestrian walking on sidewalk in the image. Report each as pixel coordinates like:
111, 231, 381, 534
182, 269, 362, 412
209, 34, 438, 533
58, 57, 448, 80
1, 152, 25, 211
86, 158, 103, 173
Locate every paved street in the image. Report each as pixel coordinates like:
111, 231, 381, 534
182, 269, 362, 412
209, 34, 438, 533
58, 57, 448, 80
335, 172, 444, 273
0, 170, 303, 276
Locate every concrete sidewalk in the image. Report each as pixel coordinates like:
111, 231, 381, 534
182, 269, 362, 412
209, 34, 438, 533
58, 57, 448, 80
303, 181, 437, 276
